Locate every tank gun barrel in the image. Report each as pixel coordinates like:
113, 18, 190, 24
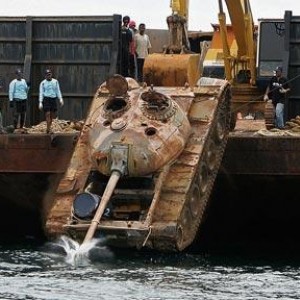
81, 170, 121, 245
81, 142, 129, 245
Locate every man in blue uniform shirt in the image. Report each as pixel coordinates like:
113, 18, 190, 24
9, 69, 29, 129
39, 69, 64, 134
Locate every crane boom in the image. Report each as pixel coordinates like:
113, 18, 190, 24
170, 0, 189, 19
219, 0, 257, 84
225, 0, 248, 56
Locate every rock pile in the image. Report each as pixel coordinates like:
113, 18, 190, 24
26, 119, 84, 134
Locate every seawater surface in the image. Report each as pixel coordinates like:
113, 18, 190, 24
0, 236, 299, 300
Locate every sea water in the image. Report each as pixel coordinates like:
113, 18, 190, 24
0, 236, 299, 300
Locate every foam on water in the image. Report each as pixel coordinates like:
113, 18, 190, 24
44, 235, 114, 266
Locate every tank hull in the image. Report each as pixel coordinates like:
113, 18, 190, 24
44, 76, 231, 252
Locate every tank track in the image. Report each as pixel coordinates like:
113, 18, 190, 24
149, 81, 231, 251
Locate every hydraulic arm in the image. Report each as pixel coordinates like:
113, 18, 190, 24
166, 0, 190, 53
218, 0, 257, 84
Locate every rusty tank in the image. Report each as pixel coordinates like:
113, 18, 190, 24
45, 74, 231, 251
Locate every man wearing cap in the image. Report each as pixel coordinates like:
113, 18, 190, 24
39, 69, 63, 134
9, 69, 29, 130
264, 66, 290, 129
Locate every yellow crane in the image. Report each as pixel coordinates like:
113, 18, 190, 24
216, 0, 274, 129
143, 0, 200, 87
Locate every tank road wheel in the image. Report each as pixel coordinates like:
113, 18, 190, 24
189, 184, 202, 218
175, 226, 184, 250
205, 139, 218, 172
215, 91, 231, 143
214, 108, 227, 144
176, 166, 213, 251
199, 162, 209, 195
176, 183, 204, 251
176, 205, 192, 250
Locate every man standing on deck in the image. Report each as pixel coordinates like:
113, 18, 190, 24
39, 69, 63, 134
128, 20, 137, 79
121, 16, 132, 78
9, 69, 29, 130
135, 23, 151, 84
264, 66, 290, 129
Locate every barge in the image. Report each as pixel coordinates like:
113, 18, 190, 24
1, 119, 300, 252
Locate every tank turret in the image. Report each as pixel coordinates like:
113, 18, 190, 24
89, 75, 191, 177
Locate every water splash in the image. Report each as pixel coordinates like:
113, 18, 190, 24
44, 235, 114, 266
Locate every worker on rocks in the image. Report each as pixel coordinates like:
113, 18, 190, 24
39, 69, 63, 134
9, 69, 29, 130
